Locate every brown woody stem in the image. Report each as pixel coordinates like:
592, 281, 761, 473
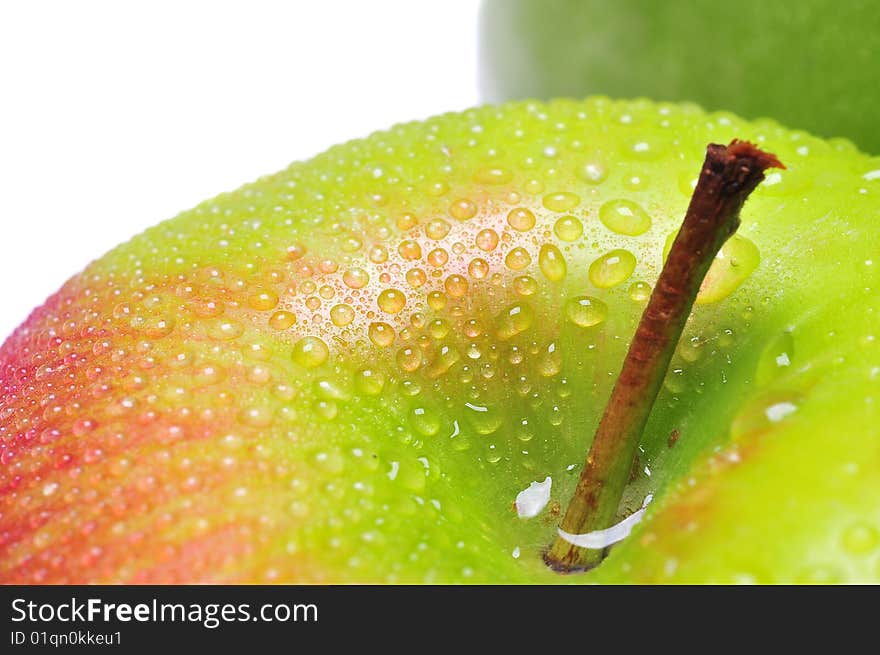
545, 140, 783, 573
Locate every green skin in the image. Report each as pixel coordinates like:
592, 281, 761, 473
479, 0, 880, 154
1, 99, 878, 582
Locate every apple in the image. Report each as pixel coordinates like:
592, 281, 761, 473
479, 0, 880, 154
0, 97, 878, 583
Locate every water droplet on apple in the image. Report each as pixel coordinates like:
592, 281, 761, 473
599, 199, 652, 236
538, 342, 562, 377
354, 368, 385, 396
291, 336, 329, 368
543, 192, 580, 212
426, 291, 447, 311
514, 276, 538, 296
473, 166, 513, 185
425, 218, 451, 240
428, 318, 450, 339
377, 289, 406, 314
269, 310, 297, 330
368, 322, 395, 347
475, 228, 499, 252
427, 248, 448, 267
406, 268, 427, 288
663, 233, 760, 304
343, 267, 370, 289
468, 258, 489, 279
465, 402, 504, 435
755, 332, 795, 386
507, 207, 536, 232
247, 290, 279, 311
397, 346, 422, 373
207, 319, 244, 341
565, 296, 608, 327
449, 198, 477, 221
496, 303, 534, 340
427, 345, 461, 378
316, 377, 351, 401
445, 275, 468, 298
576, 161, 607, 184
553, 215, 584, 242
679, 336, 704, 363
538, 244, 567, 282
330, 303, 355, 327
628, 281, 651, 302
410, 406, 441, 437
398, 239, 422, 260
589, 249, 636, 288
505, 247, 532, 271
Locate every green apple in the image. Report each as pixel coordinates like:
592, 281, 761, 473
0, 98, 878, 583
479, 0, 880, 154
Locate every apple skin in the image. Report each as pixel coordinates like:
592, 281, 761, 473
479, 0, 880, 154
1, 98, 878, 583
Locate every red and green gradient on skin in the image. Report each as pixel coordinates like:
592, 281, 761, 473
1, 98, 879, 583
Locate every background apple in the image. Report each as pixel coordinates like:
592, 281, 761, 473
479, 0, 880, 154
1, 98, 878, 583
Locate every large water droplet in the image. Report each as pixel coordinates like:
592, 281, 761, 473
343, 267, 370, 289
505, 247, 532, 271
291, 336, 329, 368
449, 198, 477, 220
465, 402, 504, 435
589, 249, 636, 288
665, 233, 760, 304
538, 244, 567, 282
543, 192, 580, 212
576, 161, 607, 184
514, 276, 538, 296
599, 199, 652, 236
397, 346, 423, 373
406, 268, 427, 288
398, 240, 422, 261
538, 342, 563, 377
208, 319, 244, 340
378, 289, 407, 314
427, 345, 461, 378
496, 303, 534, 340
330, 303, 355, 327
355, 368, 386, 395
475, 229, 499, 252
248, 290, 279, 311
269, 310, 297, 330
427, 248, 448, 267
468, 258, 489, 279
445, 274, 469, 298
507, 207, 536, 232
425, 218, 451, 240
474, 166, 513, 185
410, 407, 441, 437
554, 216, 584, 242
368, 322, 396, 347
565, 296, 608, 327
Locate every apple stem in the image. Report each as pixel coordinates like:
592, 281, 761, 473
544, 140, 784, 573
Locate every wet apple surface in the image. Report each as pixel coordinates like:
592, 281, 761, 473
1, 98, 878, 582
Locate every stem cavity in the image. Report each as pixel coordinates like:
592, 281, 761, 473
545, 140, 784, 573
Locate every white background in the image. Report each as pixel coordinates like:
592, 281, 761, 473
0, 1, 481, 341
